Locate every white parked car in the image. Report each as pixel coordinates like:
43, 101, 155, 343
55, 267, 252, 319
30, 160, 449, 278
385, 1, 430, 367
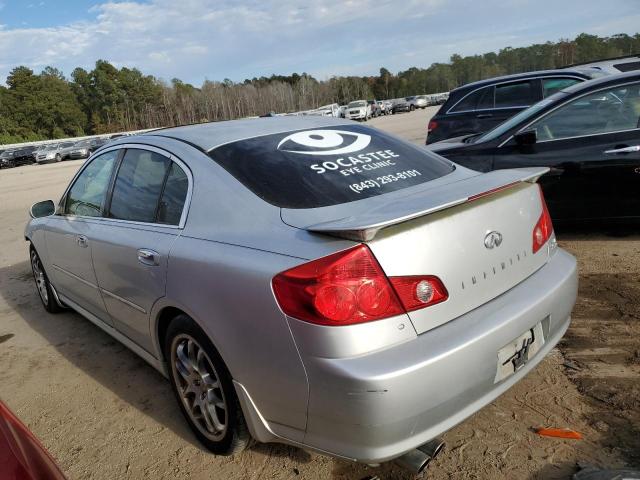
345, 100, 371, 121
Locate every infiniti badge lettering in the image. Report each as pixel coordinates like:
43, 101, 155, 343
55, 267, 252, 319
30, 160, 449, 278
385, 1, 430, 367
484, 231, 503, 249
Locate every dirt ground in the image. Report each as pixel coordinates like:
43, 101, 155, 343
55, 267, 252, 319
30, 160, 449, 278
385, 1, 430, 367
0, 109, 638, 479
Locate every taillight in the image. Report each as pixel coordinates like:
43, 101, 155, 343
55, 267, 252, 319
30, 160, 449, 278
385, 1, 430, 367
532, 185, 553, 253
389, 276, 448, 311
428, 120, 438, 132
272, 245, 447, 326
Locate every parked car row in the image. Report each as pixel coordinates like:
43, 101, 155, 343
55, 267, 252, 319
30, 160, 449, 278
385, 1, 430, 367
0, 136, 114, 169
0, 145, 39, 168
339, 95, 438, 121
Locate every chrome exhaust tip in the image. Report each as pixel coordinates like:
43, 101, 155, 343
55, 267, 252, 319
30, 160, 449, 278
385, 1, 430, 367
417, 438, 445, 460
394, 438, 444, 474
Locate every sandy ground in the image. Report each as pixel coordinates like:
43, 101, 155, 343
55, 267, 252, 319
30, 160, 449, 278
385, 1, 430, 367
0, 109, 638, 479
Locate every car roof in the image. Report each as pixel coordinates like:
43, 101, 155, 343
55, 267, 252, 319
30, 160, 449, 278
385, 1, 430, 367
563, 54, 640, 69
450, 68, 599, 94
144, 116, 354, 152
559, 70, 640, 95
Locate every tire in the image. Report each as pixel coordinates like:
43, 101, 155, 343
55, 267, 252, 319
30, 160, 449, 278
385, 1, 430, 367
410, 105, 415, 111
55, 153, 62, 162
30, 247, 62, 314
164, 314, 251, 455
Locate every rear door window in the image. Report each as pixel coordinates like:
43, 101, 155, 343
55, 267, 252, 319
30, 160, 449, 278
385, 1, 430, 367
157, 162, 189, 225
450, 86, 494, 113
209, 125, 454, 209
108, 149, 170, 222
495, 80, 536, 108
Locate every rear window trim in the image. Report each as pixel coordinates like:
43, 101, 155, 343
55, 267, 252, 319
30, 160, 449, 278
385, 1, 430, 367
208, 125, 456, 210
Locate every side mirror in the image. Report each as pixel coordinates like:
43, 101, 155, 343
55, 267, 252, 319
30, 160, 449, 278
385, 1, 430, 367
514, 129, 537, 147
30, 200, 56, 219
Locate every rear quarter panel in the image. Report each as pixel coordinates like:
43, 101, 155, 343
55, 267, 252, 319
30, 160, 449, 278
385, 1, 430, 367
161, 235, 310, 436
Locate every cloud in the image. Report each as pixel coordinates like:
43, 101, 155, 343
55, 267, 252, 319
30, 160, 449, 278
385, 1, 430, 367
0, 0, 637, 84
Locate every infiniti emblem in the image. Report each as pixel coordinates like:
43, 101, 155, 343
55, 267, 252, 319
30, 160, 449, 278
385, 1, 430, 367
484, 231, 503, 249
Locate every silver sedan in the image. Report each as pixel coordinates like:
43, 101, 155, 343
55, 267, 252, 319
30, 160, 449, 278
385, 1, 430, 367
25, 117, 577, 473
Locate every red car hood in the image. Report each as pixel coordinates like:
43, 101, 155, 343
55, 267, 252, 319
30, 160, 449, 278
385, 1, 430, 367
0, 401, 66, 480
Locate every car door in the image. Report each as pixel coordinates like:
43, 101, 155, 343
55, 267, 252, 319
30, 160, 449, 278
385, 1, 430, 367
442, 85, 495, 138
488, 79, 540, 128
495, 80, 640, 221
89, 147, 190, 353
45, 150, 119, 322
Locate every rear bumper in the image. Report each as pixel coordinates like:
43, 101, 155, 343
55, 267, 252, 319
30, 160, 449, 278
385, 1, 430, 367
298, 248, 577, 463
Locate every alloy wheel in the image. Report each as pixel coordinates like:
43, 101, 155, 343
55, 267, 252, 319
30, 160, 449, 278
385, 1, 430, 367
171, 334, 228, 441
30, 251, 48, 305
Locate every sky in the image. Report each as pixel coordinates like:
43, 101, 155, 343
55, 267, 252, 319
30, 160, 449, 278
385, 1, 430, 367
0, 0, 638, 85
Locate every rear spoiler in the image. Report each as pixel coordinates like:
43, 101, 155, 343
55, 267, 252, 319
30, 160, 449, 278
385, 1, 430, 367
302, 167, 548, 241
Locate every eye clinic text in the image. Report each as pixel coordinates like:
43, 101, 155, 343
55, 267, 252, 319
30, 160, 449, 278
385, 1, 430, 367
310, 150, 400, 175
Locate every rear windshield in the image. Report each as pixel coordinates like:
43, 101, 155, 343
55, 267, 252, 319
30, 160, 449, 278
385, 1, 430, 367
209, 125, 454, 209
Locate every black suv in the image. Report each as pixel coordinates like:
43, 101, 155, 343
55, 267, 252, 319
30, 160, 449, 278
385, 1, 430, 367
425, 69, 600, 144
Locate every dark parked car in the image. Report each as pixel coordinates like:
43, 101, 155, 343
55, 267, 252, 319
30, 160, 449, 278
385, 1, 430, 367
0, 147, 35, 168
13, 145, 38, 165
0, 151, 12, 168
88, 138, 110, 153
426, 71, 640, 223
426, 69, 601, 144
392, 100, 411, 114
0, 149, 16, 168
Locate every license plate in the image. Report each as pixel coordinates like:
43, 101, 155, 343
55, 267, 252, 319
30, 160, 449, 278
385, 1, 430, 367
495, 321, 545, 383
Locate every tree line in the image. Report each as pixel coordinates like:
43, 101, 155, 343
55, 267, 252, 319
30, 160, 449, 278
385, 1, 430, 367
0, 32, 638, 144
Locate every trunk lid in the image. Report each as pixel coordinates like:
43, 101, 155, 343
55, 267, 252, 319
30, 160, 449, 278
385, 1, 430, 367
282, 167, 551, 334
367, 182, 549, 334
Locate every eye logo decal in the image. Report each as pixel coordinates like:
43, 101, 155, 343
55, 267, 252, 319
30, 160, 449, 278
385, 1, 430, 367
277, 129, 371, 156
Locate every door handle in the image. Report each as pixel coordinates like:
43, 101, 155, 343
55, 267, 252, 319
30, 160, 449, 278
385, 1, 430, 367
76, 235, 88, 248
604, 145, 640, 154
137, 249, 159, 266
476, 113, 493, 119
